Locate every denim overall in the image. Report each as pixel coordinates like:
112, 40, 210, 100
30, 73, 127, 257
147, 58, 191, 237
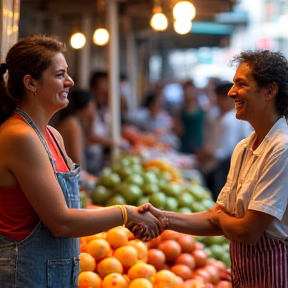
0, 108, 80, 288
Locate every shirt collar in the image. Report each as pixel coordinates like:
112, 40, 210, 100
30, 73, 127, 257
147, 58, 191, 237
244, 117, 287, 156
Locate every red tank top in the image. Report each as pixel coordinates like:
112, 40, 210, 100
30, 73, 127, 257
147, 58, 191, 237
0, 114, 69, 241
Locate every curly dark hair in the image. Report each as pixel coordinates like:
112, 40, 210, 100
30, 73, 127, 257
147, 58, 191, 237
230, 50, 288, 119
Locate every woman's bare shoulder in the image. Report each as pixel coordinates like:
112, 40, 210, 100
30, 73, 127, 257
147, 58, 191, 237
0, 118, 39, 147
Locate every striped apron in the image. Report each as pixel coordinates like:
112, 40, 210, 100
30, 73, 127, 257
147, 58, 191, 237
230, 233, 287, 288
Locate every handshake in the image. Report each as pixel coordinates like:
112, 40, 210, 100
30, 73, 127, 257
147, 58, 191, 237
125, 203, 169, 242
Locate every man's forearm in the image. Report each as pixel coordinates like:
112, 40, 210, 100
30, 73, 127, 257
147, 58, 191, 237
165, 210, 223, 236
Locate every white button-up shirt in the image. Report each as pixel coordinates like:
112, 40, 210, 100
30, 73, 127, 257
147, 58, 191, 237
217, 117, 288, 242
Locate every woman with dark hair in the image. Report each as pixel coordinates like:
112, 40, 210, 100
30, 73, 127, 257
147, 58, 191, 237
55, 89, 95, 169
0, 35, 161, 288
140, 50, 288, 288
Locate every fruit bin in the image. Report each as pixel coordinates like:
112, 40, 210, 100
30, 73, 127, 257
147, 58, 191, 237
78, 154, 232, 287
78, 226, 231, 288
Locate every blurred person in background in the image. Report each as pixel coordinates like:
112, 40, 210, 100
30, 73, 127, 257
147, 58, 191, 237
197, 81, 252, 200
54, 89, 95, 170
173, 79, 206, 154
85, 71, 128, 175
136, 91, 179, 150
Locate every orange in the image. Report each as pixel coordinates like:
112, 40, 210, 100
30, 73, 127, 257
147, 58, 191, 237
158, 240, 182, 262
175, 276, 184, 287
147, 249, 166, 271
78, 271, 102, 288
113, 246, 138, 268
80, 237, 87, 253
127, 240, 148, 261
86, 239, 111, 261
123, 227, 135, 240
80, 252, 96, 272
173, 253, 196, 270
147, 236, 162, 249
128, 278, 153, 288
170, 264, 193, 280
106, 227, 129, 249
177, 235, 196, 253
154, 270, 177, 288
161, 230, 181, 241
96, 257, 123, 278
127, 262, 156, 282
101, 273, 128, 288
82, 232, 107, 244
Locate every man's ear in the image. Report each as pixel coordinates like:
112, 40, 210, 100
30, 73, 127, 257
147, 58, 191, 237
23, 75, 36, 92
266, 82, 278, 101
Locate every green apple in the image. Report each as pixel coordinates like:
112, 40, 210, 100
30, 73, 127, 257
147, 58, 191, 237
176, 207, 192, 214
164, 183, 182, 198
178, 192, 194, 208
187, 184, 208, 200
127, 155, 142, 165
160, 171, 172, 181
210, 244, 226, 260
97, 173, 121, 188
124, 173, 144, 186
91, 185, 114, 206
146, 167, 161, 176
142, 183, 159, 196
118, 157, 131, 167
137, 196, 150, 206
201, 198, 215, 210
158, 179, 169, 191
142, 171, 158, 184
106, 195, 127, 206
164, 196, 179, 211
118, 183, 143, 205
190, 202, 206, 213
148, 192, 166, 209
130, 164, 143, 174
99, 167, 112, 176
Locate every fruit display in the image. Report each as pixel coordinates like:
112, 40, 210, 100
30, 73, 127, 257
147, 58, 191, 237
122, 126, 169, 151
91, 154, 215, 214
195, 236, 230, 269
78, 226, 231, 288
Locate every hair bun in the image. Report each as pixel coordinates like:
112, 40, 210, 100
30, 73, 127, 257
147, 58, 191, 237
0, 63, 7, 75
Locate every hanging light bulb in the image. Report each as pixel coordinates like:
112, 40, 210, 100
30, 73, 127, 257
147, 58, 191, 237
150, 0, 168, 31
173, 1, 196, 21
174, 19, 192, 34
93, 28, 110, 46
150, 6, 168, 31
93, 0, 110, 46
70, 32, 86, 49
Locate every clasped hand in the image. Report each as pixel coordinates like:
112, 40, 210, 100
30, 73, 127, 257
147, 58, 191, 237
126, 204, 168, 242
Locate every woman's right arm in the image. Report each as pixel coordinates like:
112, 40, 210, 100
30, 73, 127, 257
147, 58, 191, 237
4, 124, 161, 239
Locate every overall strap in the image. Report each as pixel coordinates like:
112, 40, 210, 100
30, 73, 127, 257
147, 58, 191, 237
46, 126, 72, 170
15, 108, 57, 172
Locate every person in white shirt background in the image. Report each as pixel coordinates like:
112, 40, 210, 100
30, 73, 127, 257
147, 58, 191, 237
197, 80, 252, 200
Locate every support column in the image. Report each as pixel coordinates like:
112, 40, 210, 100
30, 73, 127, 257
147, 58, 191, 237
107, 0, 120, 162
0, 0, 20, 62
78, 14, 92, 89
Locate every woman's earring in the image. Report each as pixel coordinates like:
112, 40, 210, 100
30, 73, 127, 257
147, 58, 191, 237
33, 89, 37, 96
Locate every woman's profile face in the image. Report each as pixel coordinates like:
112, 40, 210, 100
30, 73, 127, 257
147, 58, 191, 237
34, 52, 74, 112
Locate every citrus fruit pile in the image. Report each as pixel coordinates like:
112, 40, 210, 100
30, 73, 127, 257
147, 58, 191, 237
78, 226, 231, 288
